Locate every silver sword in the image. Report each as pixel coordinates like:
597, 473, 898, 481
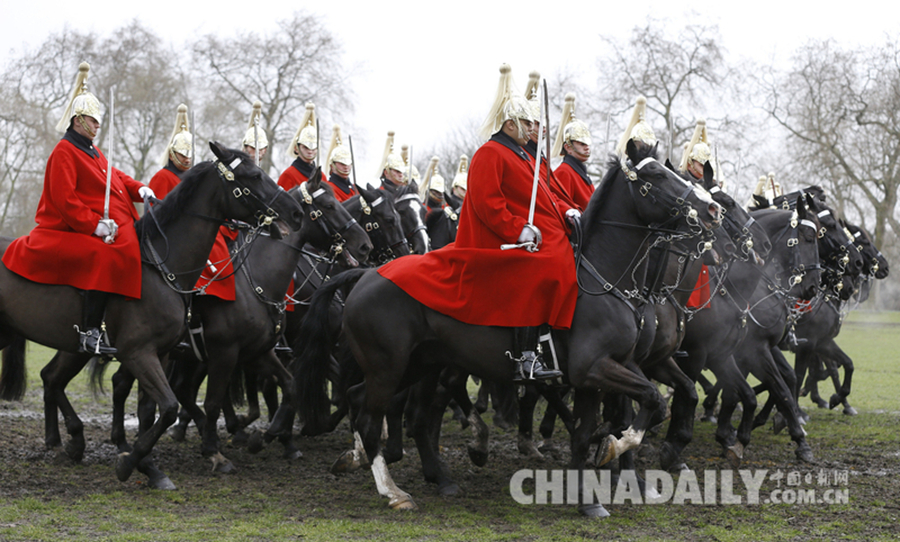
502, 79, 545, 252
100, 85, 118, 244
253, 114, 261, 168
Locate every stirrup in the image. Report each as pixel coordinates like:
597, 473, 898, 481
75, 326, 117, 356
508, 351, 562, 382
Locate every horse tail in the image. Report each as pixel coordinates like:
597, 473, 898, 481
0, 334, 27, 401
87, 356, 110, 397
293, 268, 368, 434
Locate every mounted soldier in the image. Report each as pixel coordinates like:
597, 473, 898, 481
242, 100, 268, 167
377, 131, 407, 195
552, 93, 594, 211
278, 102, 326, 191
419, 156, 446, 213
446, 154, 468, 209
615, 95, 657, 157
149, 103, 192, 198
378, 64, 579, 380
2, 62, 153, 355
322, 124, 357, 202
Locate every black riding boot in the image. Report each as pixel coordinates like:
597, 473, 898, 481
77, 290, 117, 356
509, 326, 562, 382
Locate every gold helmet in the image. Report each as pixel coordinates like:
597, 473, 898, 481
241, 101, 268, 150
325, 124, 351, 176
615, 96, 656, 156
451, 154, 468, 194
478, 63, 534, 141
56, 62, 103, 134
419, 156, 445, 200
524, 70, 542, 121
678, 118, 712, 172
552, 93, 592, 157
160, 103, 192, 167
401, 144, 419, 184
289, 102, 317, 157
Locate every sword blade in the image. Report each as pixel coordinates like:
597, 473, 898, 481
104, 86, 115, 221
527, 80, 544, 227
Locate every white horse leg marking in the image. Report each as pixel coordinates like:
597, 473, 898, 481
371, 453, 415, 509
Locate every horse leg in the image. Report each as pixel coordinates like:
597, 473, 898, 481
40, 351, 92, 461
200, 347, 239, 474
649, 356, 697, 472
490, 380, 518, 430
474, 380, 489, 413
439, 369, 490, 467
110, 364, 136, 452
820, 340, 855, 413
114, 351, 180, 488
382, 387, 409, 465
570, 388, 608, 517
696, 372, 718, 422
538, 387, 572, 454
517, 383, 544, 459
708, 355, 757, 467
355, 380, 415, 510
746, 351, 813, 463
408, 370, 460, 496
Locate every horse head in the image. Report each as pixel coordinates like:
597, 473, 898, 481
287, 173, 372, 268
846, 222, 889, 279
753, 196, 822, 301
614, 139, 724, 235
351, 184, 411, 265
696, 162, 771, 265
392, 181, 430, 255
209, 142, 304, 235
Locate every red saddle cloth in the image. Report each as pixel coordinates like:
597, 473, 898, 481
687, 264, 711, 309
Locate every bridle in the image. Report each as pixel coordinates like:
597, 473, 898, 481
298, 180, 360, 261
395, 192, 430, 254
355, 193, 408, 265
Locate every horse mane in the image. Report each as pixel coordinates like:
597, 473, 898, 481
135, 160, 217, 240
583, 145, 658, 227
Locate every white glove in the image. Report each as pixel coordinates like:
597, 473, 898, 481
139, 186, 155, 199
517, 227, 535, 244
94, 221, 112, 238
566, 209, 582, 219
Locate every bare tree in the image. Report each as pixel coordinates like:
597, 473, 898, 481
761, 39, 900, 250
192, 11, 355, 174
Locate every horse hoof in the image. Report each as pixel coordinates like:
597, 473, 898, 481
282, 448, 303, 460
795, 444, 814, 463
829, 394, 842, 410
726, 442, 744, 468
466, 444, 489, 467
595, 436, 617, 467
517, 436, 545, 460
330, 451, 360, 474
148, 474, 177, 491
116, 452, 135, 482
579, 503, 610, 518
231, 430, 250, 446
772, 413, 786, 435
843, 406, 858, 416
700, 414, 717, 424
211, 453, 236, 474
65, 441, 85, 463
815, 399, 829, 409
658, 442, 678, 471
438, 482, 461, 497
247, 431, 264, 454
389, 495, 417, 511
169, 425, 187, 443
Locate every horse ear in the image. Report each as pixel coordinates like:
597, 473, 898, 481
796, 194, 808, 219
209, 141, 229, 162
309, 167, 322, 189
664, 158, 675, 170
625, 139, 638, 162
752, 194, 768, 208
703, 162, 715, 188
366, 183, 376, 191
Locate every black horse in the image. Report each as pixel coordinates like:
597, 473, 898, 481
100, 175, 374, 472
292, 141, 723, 515
0, 143, 303, 488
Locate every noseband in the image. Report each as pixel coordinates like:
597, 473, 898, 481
299, 181, 359, 258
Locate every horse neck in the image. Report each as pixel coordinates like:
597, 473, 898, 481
146, 179, 228, 289
582, 182, 656, 294
246, 226, 311, 295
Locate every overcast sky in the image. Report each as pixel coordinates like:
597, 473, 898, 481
3, 1, 898, 177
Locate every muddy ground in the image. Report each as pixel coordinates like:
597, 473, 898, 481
1, 384, 900, 541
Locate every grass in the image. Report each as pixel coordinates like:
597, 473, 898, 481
1, 312, 899, 541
